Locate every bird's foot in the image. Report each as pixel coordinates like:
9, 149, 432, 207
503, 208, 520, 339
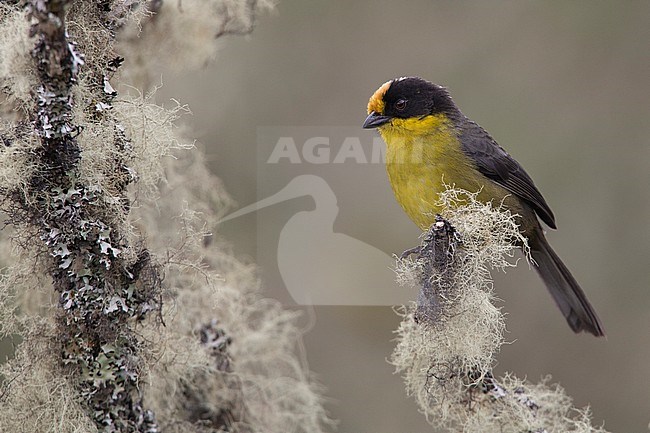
400, 245, 422, 260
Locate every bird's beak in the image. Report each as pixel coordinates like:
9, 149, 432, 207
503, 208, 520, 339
363, 111, 392, 129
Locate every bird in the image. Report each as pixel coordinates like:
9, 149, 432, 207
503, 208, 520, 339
363, 76, 604, 336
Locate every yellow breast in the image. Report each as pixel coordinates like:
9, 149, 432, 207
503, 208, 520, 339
379, 114, 506, 230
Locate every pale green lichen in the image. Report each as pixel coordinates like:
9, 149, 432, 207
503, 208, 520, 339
0, 1, 331, 432
391, 188, 607, 433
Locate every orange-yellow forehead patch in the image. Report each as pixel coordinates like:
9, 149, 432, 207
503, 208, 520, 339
367, 80, 392, 114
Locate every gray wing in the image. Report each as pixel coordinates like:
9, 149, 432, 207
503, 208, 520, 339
459, 119, 556, 229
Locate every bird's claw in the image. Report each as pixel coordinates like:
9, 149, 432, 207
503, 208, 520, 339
400, 245, 422, 260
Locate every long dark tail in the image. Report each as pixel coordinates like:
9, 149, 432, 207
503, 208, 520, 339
529, 232, 605, 336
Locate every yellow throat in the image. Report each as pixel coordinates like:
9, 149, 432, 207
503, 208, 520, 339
380, 116, 515, 231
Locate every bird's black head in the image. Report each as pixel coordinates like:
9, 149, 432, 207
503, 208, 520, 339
363, 77, 458, 128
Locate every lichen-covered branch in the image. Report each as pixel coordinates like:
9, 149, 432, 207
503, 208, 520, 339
1, 2, 331, 433
391, 189, 608, 433
7, 1, 162, 431
28, 0, 81, 175
411, 216, 457, 324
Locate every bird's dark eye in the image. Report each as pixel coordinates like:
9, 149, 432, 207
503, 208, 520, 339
395, 99, 407, 111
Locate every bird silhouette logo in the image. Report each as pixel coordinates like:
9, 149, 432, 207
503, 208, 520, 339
218, 174, 412, 305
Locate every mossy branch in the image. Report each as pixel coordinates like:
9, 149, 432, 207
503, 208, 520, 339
0, 2, 331, 433
391, 189, 607, 433
10, 1, 162, 432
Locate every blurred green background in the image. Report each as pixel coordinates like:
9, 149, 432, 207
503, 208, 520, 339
157, 1, 649, 432
4, 1, 647, 431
